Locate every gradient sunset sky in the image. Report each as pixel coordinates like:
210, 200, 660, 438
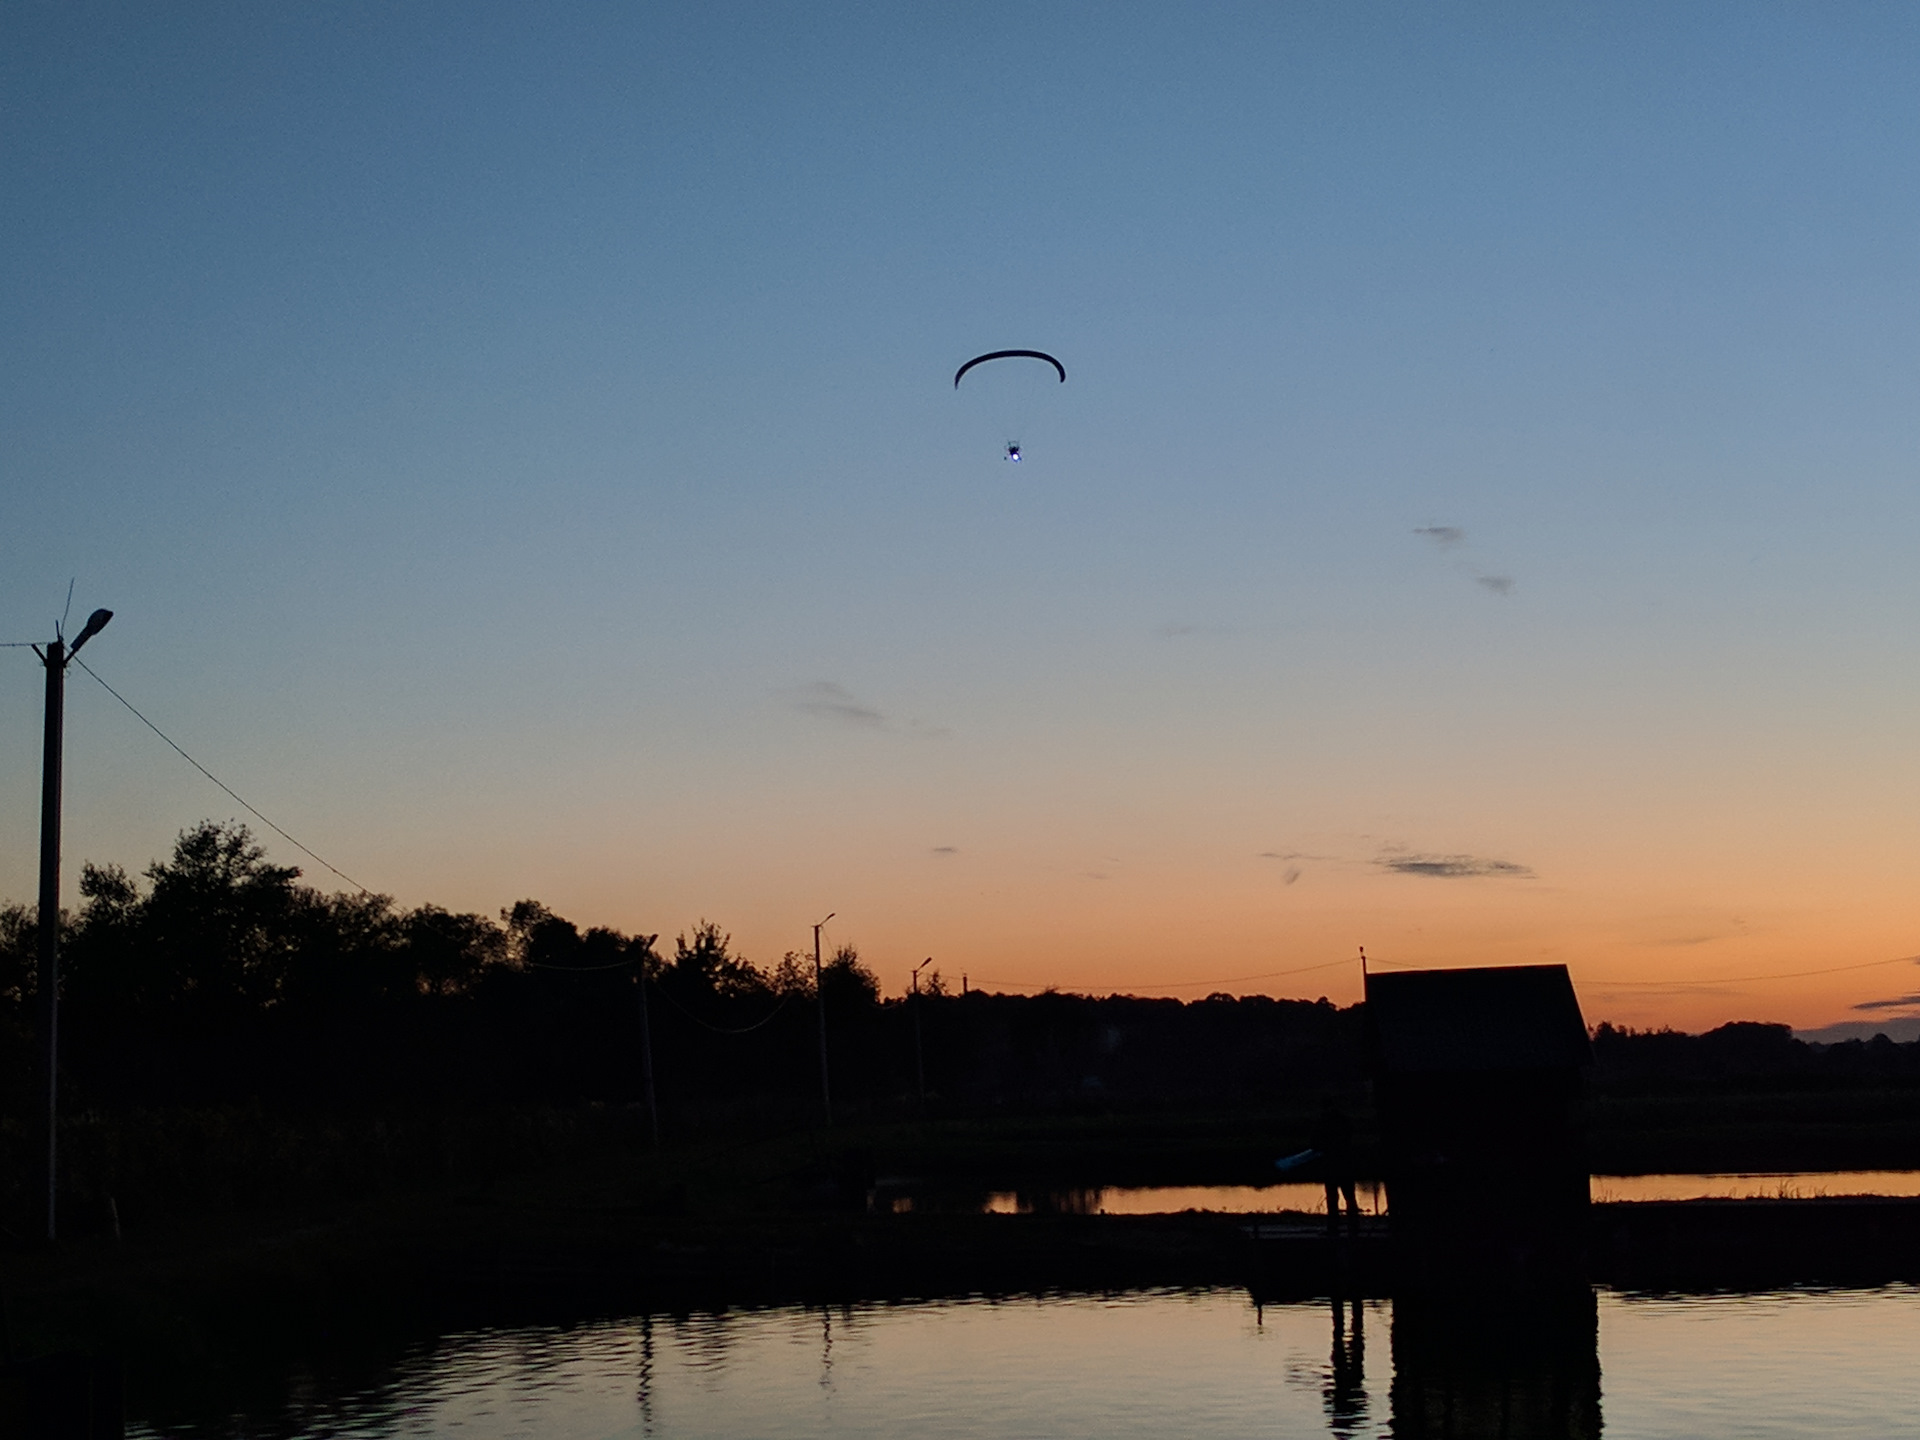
5, 4, 1919, 1035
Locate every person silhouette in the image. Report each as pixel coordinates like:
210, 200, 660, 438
1313, 1099, 1361, 1241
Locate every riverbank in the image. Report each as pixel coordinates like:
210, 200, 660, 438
11, 1165, 1920, 1355
7, 1096, 1920, 1392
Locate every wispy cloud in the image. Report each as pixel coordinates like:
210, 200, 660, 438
1413, 524, 1516, 597
1255, 851, 1308, 885
1156, 620, 1239, 640
931, 845, 959, 855
1590, 982, 1744, 1001
1854, 993, 1920, 1013
785, 682, 948, 736
788, 681, 885, 728
1378, 852, 1534, 879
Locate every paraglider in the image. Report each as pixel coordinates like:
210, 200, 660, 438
952, 350, 1067, 388
954, 350, 1065, 462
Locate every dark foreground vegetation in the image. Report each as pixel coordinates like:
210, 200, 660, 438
5, 820, 1920, 1236
4, 822, 1920, 1427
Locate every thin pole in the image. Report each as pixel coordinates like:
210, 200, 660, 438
635, 939, 659, 1148
813, 914, 834, 1127
36, 639, 65, 1243
912, 958, 930, 1109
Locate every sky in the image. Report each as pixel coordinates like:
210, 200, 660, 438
4, 2, 1920, 1036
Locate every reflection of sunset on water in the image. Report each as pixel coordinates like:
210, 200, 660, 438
173, 1288, 1920, 1438
967, 1174, 1920, 1215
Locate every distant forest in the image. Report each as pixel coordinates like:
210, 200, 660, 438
4, 821, 1919, 1121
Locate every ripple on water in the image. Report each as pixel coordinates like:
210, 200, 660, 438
128, 1283, 1920, 1439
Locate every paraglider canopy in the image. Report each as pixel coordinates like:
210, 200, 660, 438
953, 350, 1067, 388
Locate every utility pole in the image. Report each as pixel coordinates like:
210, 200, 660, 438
911, 957, 932, 1110
31, 606, 111, 1243
813, 913, 834, 1126
634, 933, 659, 1147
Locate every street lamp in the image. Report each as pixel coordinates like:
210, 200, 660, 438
911, 957, 933, 1109
813, 913, 834, 1126
31, 606, 111, 1242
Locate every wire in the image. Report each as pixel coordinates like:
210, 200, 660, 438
71, 655, 373, 895
648, 980, 791, 1034
969, 949, 1918, 996
1361, 951, 1919, 987
524, 957, 639, 973
967, 955, 1358, 994
1584, 953, 1920, 988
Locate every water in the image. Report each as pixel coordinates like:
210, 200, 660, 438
1587, 1170, 1920, 1203
911, 1171, 1920, 1215
132, 1285, 1920, 1438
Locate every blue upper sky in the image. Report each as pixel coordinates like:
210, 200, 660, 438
6, 3, 1920, 1026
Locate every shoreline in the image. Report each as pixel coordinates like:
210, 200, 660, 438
6, 1193, 1919, 1431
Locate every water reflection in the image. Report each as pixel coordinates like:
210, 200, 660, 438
883, 1171, 1920, 1216
1389, 1286, 1600, 1440
1325, 1293, 1370, 1438
1589, 1170, 1920, 1203
969, 1182, 1385, 1215
636, 1314, 655, 1437
122, 1285, 1920, 1438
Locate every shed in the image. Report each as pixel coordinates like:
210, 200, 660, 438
1366, 964, 1593, 1277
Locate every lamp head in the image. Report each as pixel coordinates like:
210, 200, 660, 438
68, 608, 113, 655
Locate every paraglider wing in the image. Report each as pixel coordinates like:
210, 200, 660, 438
953, 350, 1067, 388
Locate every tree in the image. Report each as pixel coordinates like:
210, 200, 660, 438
118, 821, 303, 1010
0, 903, 38, 1009
671, 921, 768, 1000
821, 942, 880, 1009
403, 905, 506, 997
770, 950, 816, 999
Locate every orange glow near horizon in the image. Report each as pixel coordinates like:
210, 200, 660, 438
385, 800, 1920, 1038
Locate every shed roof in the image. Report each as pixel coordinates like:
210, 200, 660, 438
1366, 964, 1592, 1075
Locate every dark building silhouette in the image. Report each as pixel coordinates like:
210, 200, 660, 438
1368, 965, 1600, 1437
1366, 964, 1593, 1285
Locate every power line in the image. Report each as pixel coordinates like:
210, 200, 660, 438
966, 955, 1358, 994
70, 655, 372, 895
648, 981, 791, 1034
1365, 952, 1919, 987
1583, 953, 1920, 988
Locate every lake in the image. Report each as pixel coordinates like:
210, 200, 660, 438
926, 1170, 1920, 1216
133, 1284, 1920, 1438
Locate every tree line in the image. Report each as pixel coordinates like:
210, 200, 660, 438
0, 821, 903, 1114
3, 821, 1915, 1124
0, 822, 1383, 1119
